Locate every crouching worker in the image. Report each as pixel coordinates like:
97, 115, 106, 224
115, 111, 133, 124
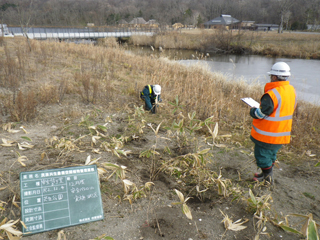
250, 62, 296, 185
140, 84, 162, 114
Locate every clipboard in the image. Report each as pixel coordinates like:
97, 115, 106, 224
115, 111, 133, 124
241, 97, 260, 108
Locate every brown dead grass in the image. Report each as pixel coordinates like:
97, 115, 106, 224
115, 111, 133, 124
0, 37, 319, 158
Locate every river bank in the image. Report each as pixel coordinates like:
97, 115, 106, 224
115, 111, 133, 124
124, 45, 320, 105
128, 29, 320, 59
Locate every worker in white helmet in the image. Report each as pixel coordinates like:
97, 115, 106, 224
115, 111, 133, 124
140, 84, 162, 113
250, 62, 297, 185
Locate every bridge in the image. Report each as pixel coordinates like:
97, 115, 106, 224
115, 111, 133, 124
7, 27, 157, 40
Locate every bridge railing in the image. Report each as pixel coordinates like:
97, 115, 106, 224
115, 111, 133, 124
8, 26, 160, 39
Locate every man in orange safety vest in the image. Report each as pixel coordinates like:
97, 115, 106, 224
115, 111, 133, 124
250, 62, 296, 185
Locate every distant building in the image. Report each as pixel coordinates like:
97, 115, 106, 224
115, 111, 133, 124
204, 14, 240, 29
241, 21, 255, 30
252, 24, 279, 31
307, 24, 320, 31
129, 17, 147, 27
172, 23, 184, 29
118, 19, 129, 27
87, 23, 94, 27
0, 24, 10, 36
146, 19, 159, 28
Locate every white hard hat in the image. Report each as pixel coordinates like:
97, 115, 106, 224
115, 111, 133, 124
268, 62, 291, 77
153, 85, 161, 95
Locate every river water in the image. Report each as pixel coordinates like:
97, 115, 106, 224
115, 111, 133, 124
180, 55, 320, 105
129, 47, 320, 105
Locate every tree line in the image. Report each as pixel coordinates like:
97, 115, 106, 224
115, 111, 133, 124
0, 0, 319, 30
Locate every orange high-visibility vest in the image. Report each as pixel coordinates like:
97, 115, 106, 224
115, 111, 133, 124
251, 81, 296, 144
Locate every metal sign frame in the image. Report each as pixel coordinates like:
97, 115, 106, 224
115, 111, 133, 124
20, 165, 104, 235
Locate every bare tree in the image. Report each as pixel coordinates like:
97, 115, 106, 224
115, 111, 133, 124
277, 0, 295, 33
283, 11, 292, 30
305, 0, 320, 30
15, 0, 34, 50
0, 0, 315, 31
0, 2, 16, 37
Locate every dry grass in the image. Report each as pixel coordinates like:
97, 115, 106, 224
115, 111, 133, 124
131, 30, 320, 59
0, 37, 319, 157
129, 35, 155, 46
250, 31, 320, 59
0, 37, 319, 240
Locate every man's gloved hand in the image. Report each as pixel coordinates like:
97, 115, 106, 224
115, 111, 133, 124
158, 98, 163, 103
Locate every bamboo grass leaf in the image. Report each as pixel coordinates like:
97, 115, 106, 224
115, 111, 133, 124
0, 219, 22, 237
20, 126, 28, 134
19, 142, 34, 149
7, 129, 20, 133
220, 209, 248, 231
116, 149, 132, 156
1, 138, 15, 147
17, 156, 28, 166
174, 189, 185, 203
57, 230, 67, 240
279, 225, 303, 235
213, 122, 218, 139
85, 155, 91, 165
182, 203, 192, 220
92, 136, 101, 145
103, 163, 120, 169
155, 122, 162, 135
97, 167, 107, 175
21, 136, 32, 142
97, 125, 108, 132
307, 220, 319, 240
198, 148, 210, 155
122, 179, 134, 186
12, 195, 20, 210
249, 189, 257, 205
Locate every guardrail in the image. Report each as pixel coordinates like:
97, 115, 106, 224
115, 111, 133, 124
8, 27, 159, 40
27, 31, 154, 40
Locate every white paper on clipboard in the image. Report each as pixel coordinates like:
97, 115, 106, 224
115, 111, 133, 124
241, 98, 260, 108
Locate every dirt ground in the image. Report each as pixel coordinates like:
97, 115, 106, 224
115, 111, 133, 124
0, 96, 319, 240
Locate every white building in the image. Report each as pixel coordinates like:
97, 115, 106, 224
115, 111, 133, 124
0, 24, 10, 36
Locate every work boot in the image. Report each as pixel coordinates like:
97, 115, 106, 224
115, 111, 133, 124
253, 175, 264, 182
254, 163, 274, 178
263, 171, 274, 185
254, 172, 263, 178
253, 167, 273, 185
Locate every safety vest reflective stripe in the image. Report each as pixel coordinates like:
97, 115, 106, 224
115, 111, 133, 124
265, 115, 293, 121
141, 85, 153, 97
264, 89, 293, 121
148, 85, 157, 99
148, 85, 152, 95
253, 125, 291, 137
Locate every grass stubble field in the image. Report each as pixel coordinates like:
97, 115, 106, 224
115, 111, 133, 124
0, 29, 320, 240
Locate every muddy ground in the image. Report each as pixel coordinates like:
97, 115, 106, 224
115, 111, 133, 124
0, 97, 319, 240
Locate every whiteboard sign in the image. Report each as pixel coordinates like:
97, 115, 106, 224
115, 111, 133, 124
20, 165, 104, 235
